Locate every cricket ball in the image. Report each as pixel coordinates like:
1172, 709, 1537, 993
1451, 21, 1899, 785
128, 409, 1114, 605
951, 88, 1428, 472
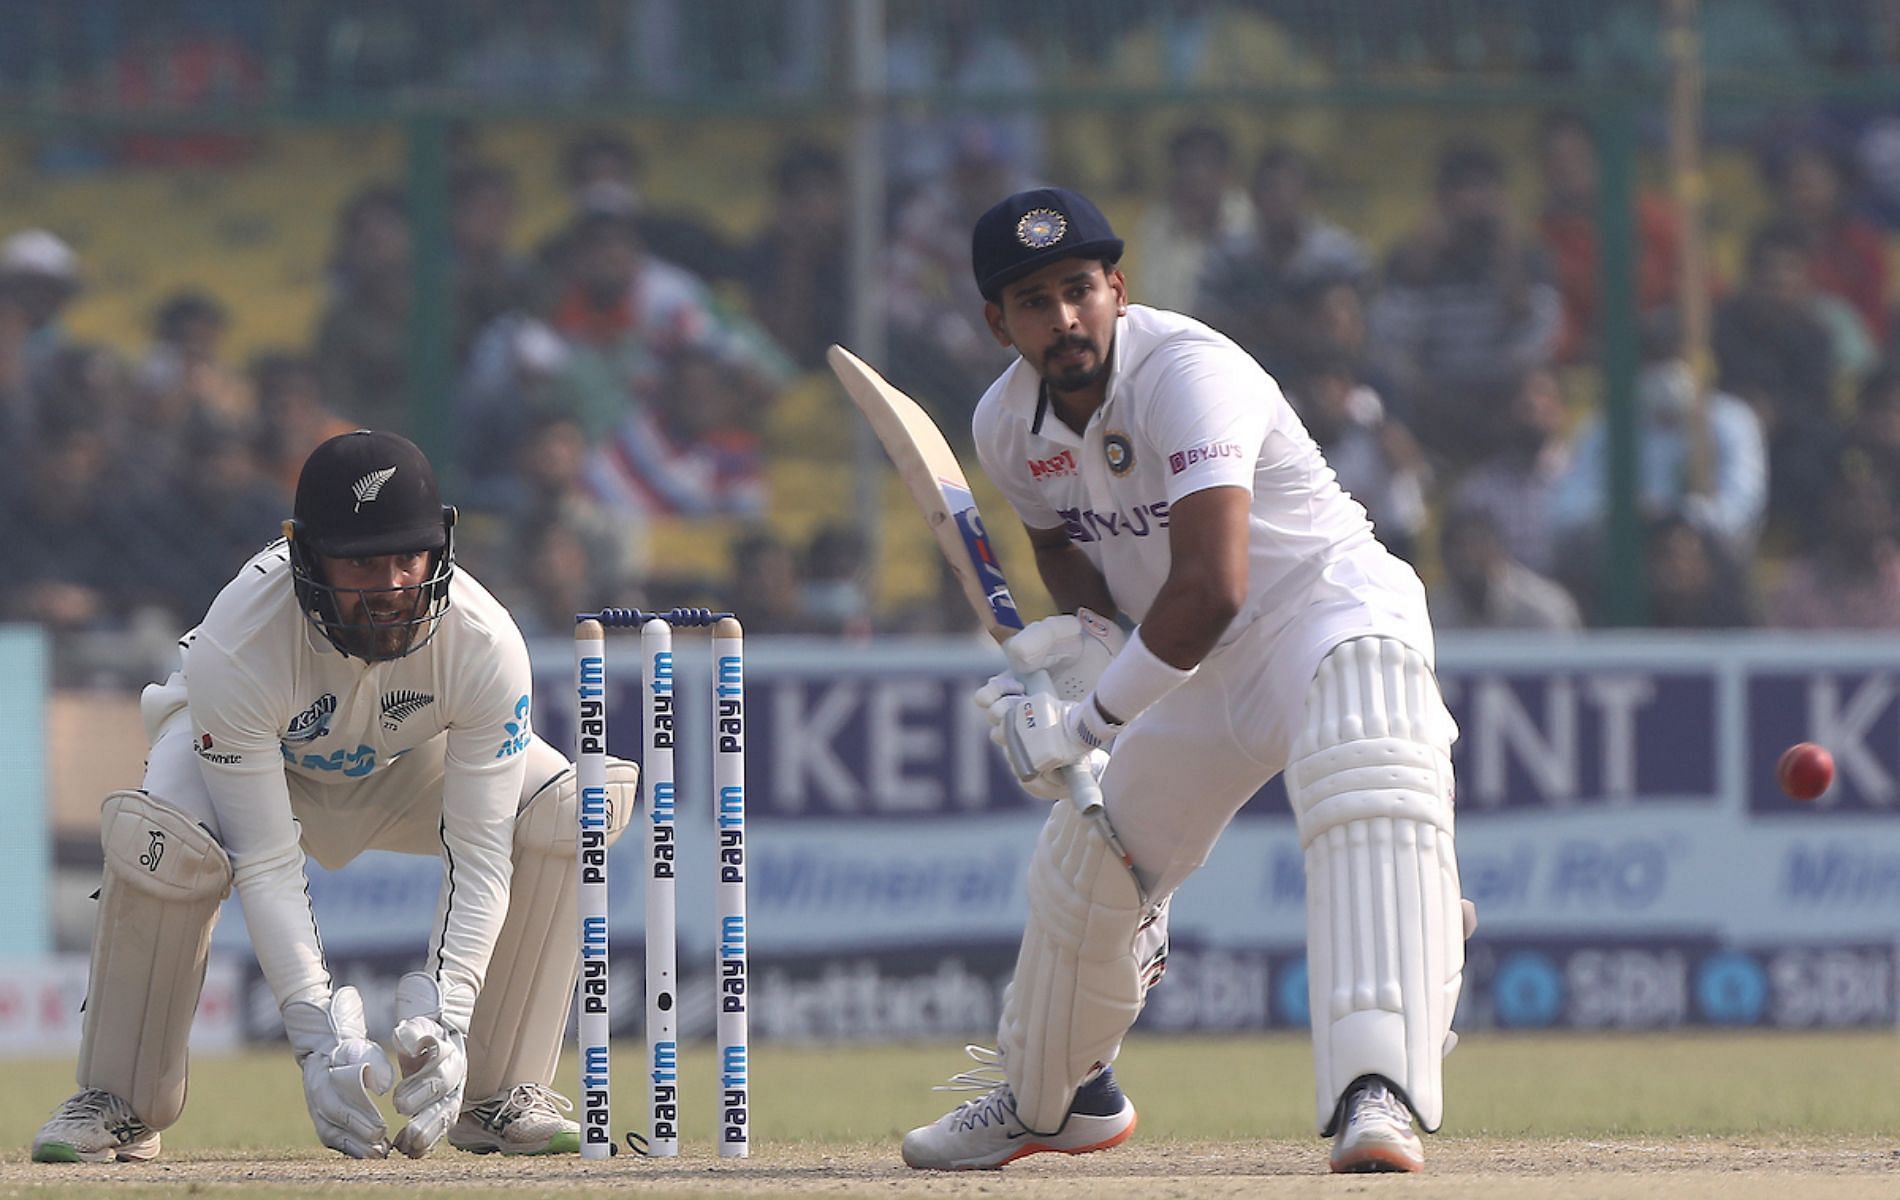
1776, 742, 1834, 802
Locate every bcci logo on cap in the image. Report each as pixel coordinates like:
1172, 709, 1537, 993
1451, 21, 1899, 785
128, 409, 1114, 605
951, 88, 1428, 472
1016, 209, 1067, 249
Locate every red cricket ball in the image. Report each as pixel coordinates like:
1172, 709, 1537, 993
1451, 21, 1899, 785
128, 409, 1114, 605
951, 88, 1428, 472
1776, 742, 1835, 802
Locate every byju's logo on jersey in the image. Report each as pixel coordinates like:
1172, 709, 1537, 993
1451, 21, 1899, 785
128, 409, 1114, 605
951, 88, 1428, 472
284, 694, 338, 744
1168, 439, 1245, 475
1102, 431, 1135, 476
381, 690, 435, 731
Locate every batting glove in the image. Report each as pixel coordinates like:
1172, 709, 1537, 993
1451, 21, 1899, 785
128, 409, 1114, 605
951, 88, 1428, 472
995, 690, 1123, 783
282, 985, 395, 1159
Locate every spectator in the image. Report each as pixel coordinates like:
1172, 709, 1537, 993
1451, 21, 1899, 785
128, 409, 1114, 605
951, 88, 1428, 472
740, 142, 851, 371
1128, 123, 1252, 315
886, 133, 1031, 439
1429, 505, 1581, 631
1197, 145, 1368, 376
546, 128, 739, 284
1451, 368, 1574, 576
723, 527, 809, 635
1713, 222, 1853, 532
502, 522, 600, 639
35, 343, 135, 478
1535, 109, 1683, 364
450, 162, 536, 358
0, 229, 81, 385
584, 346, 768, 518
457, 313, 572, 500
251, 351, 354, 502
1368, 141, 1562, 475
0, 287, 31, 450
133, 419, 285, 627
1552, 315, 1768, 561
0, 424, 130, 631
1842, 364, 1900, 520
799, 521, 872, 638
1645, 514, 1755, 629
488, 409, 646, 595
1766, 467, 1900, 629
547, 209, 789, 450
1284, 351, 1429, 563
133, 290, 254, 439
1760, 139, 1889, 344
313, 184, 414, 434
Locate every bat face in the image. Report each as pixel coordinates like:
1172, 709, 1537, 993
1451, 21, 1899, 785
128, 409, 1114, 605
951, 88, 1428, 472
827, 344, 1025, 644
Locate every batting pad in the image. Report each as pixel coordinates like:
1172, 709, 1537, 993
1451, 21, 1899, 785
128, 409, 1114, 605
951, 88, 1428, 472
1286, 637, 1462, 1136
465, 759, 636, 1100
78, 790, 233, 1130
997, 801, 1154, 1135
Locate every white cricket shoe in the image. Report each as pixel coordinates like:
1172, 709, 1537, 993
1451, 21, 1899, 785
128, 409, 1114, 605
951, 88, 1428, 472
902, 1046, 1136, 1170
448, 1083, 580, 1155
32, 1089, 161, 1163
1330, 1076, 1424, 1173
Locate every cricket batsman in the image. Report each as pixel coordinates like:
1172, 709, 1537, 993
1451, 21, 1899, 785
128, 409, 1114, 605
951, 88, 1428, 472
32, 430, 635, 1162
901, 189, 1467, 1174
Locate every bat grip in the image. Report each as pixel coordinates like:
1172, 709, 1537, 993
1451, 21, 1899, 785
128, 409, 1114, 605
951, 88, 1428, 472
1021, 666, 1145, 903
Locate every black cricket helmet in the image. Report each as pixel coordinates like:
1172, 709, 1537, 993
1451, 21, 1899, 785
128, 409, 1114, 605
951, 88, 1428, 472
284, 429, 456, 661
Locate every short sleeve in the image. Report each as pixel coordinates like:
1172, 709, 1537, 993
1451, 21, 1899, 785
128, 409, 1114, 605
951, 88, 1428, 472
1139, 342, 1275, 504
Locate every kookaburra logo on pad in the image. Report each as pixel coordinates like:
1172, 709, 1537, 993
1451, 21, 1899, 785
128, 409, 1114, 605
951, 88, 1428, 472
352, 466, 397, 511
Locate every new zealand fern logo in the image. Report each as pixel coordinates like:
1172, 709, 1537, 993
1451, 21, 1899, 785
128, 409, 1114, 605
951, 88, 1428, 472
381, 690, 435, 732
352, 466, 397, 512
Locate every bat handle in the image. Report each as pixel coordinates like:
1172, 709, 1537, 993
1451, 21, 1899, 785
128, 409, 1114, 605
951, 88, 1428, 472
1022, 667, 1144, 902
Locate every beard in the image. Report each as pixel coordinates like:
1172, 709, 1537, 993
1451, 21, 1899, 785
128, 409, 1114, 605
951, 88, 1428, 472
335, 592, 427, 660
1043, 334, 1112, 394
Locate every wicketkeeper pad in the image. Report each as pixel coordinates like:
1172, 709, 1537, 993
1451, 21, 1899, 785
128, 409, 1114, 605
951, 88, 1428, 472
78, 790, 233, 1129
997, 800, 1166, 1135
464, 759, 636, 1100
1287, 636, 1463, 1135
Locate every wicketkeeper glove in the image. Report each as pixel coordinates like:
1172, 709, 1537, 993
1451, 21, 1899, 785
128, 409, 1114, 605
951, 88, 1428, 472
389, 972, 470, 1158
282, 985, 396, 1159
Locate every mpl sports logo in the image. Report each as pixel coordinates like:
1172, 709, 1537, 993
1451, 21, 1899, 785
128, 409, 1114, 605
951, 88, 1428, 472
1027, 449, 1077, 480
941, 480, 1024, 633
1169, 439, 1245, 475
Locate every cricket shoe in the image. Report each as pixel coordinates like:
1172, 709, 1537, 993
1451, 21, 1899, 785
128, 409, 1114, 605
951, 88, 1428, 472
1330, 1076, 1424, 1173
32, 1089, 161, 1163
902, 1045, 1136, 1170
448, 1083, 580, 1155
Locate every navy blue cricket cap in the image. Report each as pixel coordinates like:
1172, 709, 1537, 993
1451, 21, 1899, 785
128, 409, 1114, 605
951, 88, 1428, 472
971, 187, 1124, 302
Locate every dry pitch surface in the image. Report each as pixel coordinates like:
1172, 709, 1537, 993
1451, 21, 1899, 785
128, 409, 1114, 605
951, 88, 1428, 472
3, 1034, 1898, 1198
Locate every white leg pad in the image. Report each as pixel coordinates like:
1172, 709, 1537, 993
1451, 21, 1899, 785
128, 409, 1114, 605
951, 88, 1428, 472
78, 791, 233, 1130
465, 759, 636, 1100
1287, 637, 1463, 1135
997, 801, 1151, 1135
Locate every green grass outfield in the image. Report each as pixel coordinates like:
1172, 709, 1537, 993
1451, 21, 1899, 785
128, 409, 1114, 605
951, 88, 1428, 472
2, 1032, 1897, 1197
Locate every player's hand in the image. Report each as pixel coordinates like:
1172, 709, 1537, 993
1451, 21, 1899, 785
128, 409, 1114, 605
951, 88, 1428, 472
1015, 747, 1110, 802
971, 608, 1125, 711
994, 691, 1122, 782
282, 986, 395, 1159
389, 973, 469, 1158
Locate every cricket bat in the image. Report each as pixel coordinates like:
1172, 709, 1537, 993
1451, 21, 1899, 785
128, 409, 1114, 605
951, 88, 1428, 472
826, 343, 1112, 823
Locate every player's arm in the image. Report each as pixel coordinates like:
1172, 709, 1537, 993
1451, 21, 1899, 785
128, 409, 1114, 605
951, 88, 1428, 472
1026, 522, 1118, 618
1116, 484, 1248, 677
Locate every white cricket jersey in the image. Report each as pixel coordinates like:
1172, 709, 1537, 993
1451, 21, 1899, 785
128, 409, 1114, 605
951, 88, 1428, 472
140, 541, 533, 1017
973, 305, 1378, 642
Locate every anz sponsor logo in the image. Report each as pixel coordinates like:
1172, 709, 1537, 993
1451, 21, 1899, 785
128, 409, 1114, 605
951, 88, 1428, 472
1057, 500, 1171, 542
285, 743, 377, 776
283, 693, 338, 745
494, 694, 532, 759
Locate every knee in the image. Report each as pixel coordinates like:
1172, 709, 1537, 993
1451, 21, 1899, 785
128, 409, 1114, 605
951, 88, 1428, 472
101, 790, 233, 901
513, 759, 638, 856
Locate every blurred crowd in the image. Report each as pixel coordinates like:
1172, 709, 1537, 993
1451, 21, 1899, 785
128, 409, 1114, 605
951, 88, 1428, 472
5, 1, 1900, 667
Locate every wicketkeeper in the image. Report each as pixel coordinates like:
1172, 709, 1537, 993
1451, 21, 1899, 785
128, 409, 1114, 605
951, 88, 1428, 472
32, 430, 635, 1162
901, 189, 1469, 1174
